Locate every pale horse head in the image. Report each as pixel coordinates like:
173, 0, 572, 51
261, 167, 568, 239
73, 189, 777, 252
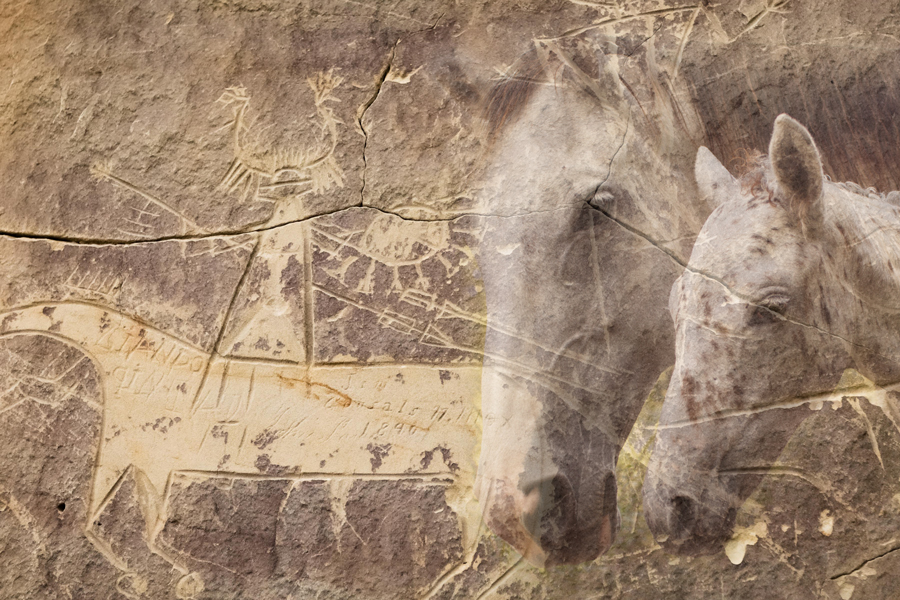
475, 38, 709, 566
643, 114, 900, 555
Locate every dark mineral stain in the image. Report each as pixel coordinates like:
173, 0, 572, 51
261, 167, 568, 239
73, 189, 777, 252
366, 443, 392, 472
211, 424, 228, 442
255, 453, 289, 476
1, 312, 19, 329
139, 416, 178, 434
420, 449, 435, 470
420, 446, 459, 472
280, 255, 303, 300
681, 374, 700, 422
42, 306, 56, 317
252, 429, 278, 450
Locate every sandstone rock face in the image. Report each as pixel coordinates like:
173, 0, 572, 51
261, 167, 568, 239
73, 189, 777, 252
2, 1, 900, 598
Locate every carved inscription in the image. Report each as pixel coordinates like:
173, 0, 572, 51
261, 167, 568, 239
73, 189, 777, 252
0, 301, 481, 592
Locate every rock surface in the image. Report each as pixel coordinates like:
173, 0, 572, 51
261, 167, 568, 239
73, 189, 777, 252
2, 1, 900, 598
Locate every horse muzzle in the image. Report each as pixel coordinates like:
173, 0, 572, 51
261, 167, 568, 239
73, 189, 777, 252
480, 471, 620, 566
642, 473, 738, 556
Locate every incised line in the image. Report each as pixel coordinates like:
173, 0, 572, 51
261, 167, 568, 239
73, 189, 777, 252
831, 542, 900, 580
540, 6, 700, 41
358, 42, 398, 205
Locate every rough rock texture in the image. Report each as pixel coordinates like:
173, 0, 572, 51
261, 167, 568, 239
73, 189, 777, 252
2, 1, 900, 598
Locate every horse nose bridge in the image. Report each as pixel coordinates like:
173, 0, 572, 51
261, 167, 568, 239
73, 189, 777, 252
665, 329, 743, 425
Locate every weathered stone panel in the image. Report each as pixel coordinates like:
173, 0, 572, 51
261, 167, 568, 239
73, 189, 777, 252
3, 1, 900, 599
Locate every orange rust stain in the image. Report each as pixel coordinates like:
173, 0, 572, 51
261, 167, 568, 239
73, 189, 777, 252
275, 373, 353, 407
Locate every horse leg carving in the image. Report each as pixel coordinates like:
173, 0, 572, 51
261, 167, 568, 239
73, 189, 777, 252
82, 465, 150, 598
132, 468, 206, 599
85, 463, 204, 598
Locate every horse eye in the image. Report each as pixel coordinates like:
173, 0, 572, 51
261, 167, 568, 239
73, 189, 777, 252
749, 305, 779, 325
760, 295, 789, 314
748, 295, 789, 325
589, 187, 614, 208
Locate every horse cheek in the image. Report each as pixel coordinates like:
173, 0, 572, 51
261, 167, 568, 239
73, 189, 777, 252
680, 374, 701, 424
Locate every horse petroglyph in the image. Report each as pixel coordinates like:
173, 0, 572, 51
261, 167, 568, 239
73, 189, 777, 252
0, 301, 480, 595
7, 1, 900, 598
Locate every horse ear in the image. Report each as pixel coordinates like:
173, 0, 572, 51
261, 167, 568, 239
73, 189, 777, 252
769, 114, 824, 223
695, 146, 738, 209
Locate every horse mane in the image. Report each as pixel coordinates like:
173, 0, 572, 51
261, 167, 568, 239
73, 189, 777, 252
483, 50, 547, 143
740, 155, 900, 290
482, 38, 699, 154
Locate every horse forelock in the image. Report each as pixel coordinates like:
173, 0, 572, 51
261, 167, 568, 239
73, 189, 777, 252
482, 39, 690, 148
483, 50, 547, 142
737, 155, 777, 206
483, 45, 611, 141
737, 155, 823, 223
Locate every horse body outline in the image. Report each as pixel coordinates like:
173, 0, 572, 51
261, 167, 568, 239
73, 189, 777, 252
0, 300, 478, 592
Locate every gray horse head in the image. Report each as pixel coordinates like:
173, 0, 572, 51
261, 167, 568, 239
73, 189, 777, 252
642, 114, 900, 555
476, 37, 709, 566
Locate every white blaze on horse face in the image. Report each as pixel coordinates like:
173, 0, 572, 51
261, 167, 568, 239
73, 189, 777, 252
475, 367, 557, 566
479, 82, 628, 216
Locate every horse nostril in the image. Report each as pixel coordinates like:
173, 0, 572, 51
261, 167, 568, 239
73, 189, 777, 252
602, 473, 619, 536
602, 474, 617, 512
521, 475, 575, 539
670, 495, 697, 535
